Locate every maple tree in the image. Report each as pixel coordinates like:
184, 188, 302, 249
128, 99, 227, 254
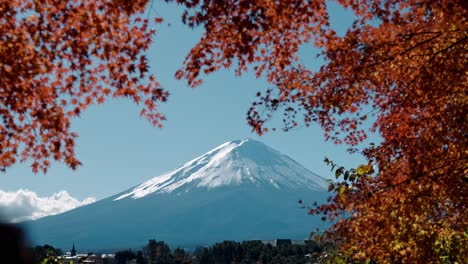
171, 0, 467, 262
0, 0, 167, 173
1, 0, 466, 262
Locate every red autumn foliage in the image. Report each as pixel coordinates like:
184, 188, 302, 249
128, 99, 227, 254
0, 0, 167, 173
1, 0, 466, 262
171, 0, 467, 262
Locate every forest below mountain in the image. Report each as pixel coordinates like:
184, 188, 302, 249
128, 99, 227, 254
34, 239, 367, 264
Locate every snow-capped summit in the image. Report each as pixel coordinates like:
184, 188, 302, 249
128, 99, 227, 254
115, 139, 327, 200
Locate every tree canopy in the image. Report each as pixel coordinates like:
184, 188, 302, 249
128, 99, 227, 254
171, 0, 467, 262
0, 0, 167, 173
1, 0, 466, 262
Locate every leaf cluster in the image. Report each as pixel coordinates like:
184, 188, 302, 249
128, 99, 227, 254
170, 0, 467, 262
0, 0, 167, 172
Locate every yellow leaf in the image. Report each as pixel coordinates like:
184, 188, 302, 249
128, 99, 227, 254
356, 164, 371, 175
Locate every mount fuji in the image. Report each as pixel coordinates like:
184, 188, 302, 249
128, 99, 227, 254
25, 139, 330, 249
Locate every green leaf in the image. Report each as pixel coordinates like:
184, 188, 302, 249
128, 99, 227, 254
335, 166, 344, 178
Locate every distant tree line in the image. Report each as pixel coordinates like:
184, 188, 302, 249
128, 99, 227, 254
31, 244, 63, 264
113, 240, 321, 264
114, 240, 189, 264
32, 239, 369, 264
193, 240, 319, 264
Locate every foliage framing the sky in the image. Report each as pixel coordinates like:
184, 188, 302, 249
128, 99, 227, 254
0, 0, 167, 173
1, 0, 467, 262
172, 0, 467, 262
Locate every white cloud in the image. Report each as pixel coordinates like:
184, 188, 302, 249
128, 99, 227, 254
0, 189, 95, 223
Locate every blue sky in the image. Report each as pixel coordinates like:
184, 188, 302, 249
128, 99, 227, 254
0, 1, 369, 201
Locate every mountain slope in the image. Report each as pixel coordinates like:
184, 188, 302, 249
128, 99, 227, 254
116, 139, 326, 199
25, 139, 329, 250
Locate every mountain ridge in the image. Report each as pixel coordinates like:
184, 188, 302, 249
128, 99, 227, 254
115, 139, 327, 200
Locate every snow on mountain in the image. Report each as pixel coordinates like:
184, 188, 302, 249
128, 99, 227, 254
115, 139, 327, 200
26, 139, 330, 249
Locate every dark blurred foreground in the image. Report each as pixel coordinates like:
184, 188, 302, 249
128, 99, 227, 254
0, 223, 34, 264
